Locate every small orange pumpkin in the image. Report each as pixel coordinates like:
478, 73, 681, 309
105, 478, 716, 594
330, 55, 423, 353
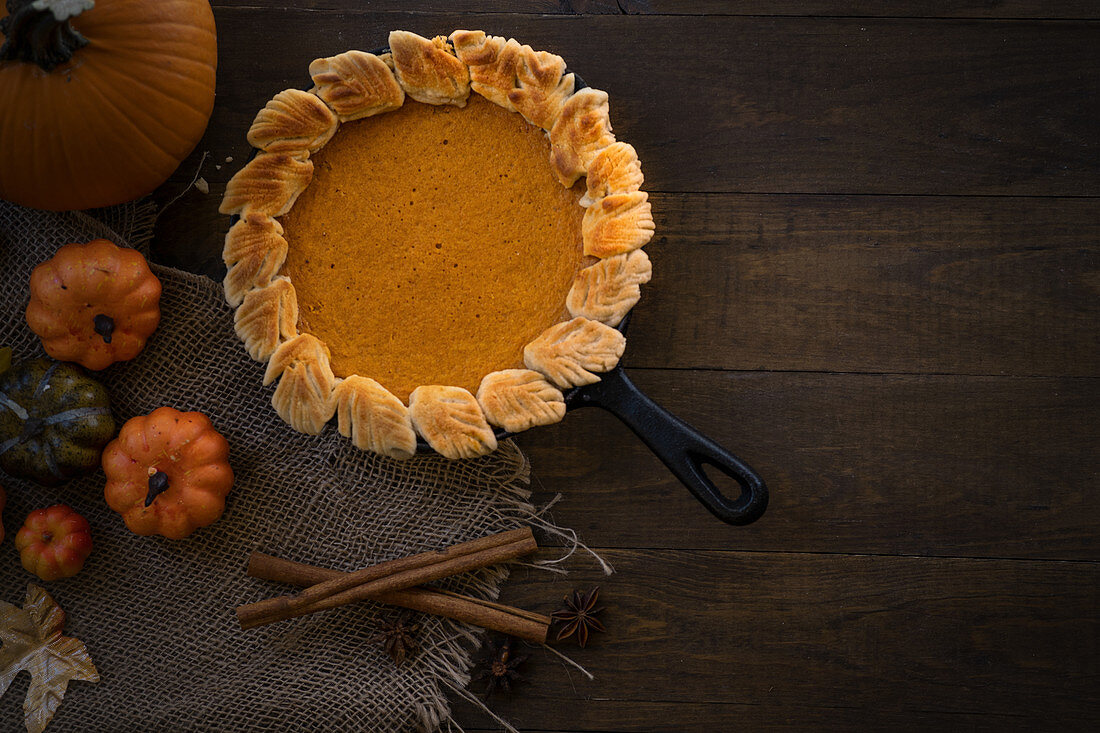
102, 407, 233, 539
0, 0, 217, 211
26, 239, 162, 371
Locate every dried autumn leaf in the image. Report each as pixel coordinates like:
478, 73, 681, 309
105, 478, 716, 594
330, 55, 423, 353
0, 584, 99, 733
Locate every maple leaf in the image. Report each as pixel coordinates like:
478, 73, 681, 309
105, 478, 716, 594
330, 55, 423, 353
0, 584, 99, 733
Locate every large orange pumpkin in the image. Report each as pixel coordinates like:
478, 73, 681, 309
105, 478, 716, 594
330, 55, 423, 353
0, 0, 217, 211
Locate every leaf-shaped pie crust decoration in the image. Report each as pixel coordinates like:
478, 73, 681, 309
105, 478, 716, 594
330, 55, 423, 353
582, 191, 655, 258
550, 88, 615, 187
451, 30, 523, 111
234, 276, 299, 362
408, 385, 497, 460
567, 249, 652, 326
389, 30, 471, 107
263, 333, 336, 435
334, 376, 417, 460
507, 45, 575, 131
524, 317, 626, 388
222, 213, 289, 307
219, 152, 313, 217
477, 369, 566, 433
0, 584, 98, 733
581, 142, 644, 207
247, 88, 339, 154
309, 50, 405, 122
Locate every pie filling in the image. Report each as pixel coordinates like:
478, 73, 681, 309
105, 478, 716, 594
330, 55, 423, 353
279, 95, 587, 402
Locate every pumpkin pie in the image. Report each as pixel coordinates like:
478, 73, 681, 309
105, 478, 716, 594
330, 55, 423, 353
220, 30, 654, 460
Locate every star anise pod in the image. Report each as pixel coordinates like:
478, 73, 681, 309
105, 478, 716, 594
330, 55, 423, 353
368, 610, 420, 666
550, 587, 605, 647
470, 636, 528, 697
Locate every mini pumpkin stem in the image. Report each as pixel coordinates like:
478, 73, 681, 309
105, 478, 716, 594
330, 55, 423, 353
92, 313, 114, 344
0, 0, 95, 71
145, 470, 170, 507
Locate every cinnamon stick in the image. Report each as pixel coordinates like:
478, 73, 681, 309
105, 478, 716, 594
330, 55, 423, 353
248, 552, 550, 644
237, 528, 538, 630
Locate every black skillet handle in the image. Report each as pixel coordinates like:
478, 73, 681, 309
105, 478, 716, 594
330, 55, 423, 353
570, 367, 768, 526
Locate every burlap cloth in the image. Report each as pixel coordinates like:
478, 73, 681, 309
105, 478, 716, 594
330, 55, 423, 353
0, 200, 542, 732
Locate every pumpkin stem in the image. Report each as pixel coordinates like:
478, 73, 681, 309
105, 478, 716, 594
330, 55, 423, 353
146, 470, 170, 508
0, 0, 95, 71
20, 416, 43, 441
93, 313, 114, 344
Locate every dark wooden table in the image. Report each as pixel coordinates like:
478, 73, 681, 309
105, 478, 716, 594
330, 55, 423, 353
153, 2, 1099, 730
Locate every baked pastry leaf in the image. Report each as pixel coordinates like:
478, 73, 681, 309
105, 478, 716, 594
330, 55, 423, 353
246, 88, 339, 155
507, 45, 574, 131
219, 153, 313, 218
309, 50, 405, 122
334, 376, 417, 460
582, 190, 655, 258
409, 385, 498, 459
581, 141, 644, 207
451, 31, 522, 112
550, 88, 615, 187
234, 276, 299, 363
477, 369, 566, 433
389, 30, 471, 107
263, 334, 336, 435
222, 213, 289, 307
567, 249, 652, 326
524, 317, 626, 388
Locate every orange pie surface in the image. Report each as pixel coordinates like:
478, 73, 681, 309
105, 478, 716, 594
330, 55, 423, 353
279, 95, 587, 402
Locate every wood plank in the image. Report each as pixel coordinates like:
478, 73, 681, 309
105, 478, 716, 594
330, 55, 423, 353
160, 11, 1100, 197
630, 193, 1100, 377
450, 549, 1100, 730
514, 369, 1100, 560
211, 1, 1100, 19
151, 191, 1100, 378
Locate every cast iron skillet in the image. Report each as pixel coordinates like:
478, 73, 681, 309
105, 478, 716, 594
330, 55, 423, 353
230, 51, 768, 526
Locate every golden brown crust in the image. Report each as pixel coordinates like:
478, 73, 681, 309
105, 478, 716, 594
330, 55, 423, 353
449, 30, 494, 64
582, 190, 654, 258
477, 369, 566, 433
389, 30, 471, 107
507, 46, 574, 131
334, 376, 417, 460
451, 31, 522, 111
222, 213, 289, 308
247, 88, 339, 155
408, 385, 498, 459
309, 50, 405, 122
549, 88, 615, 187
581, 141, 644, 207
567, 249, 652, 326
219, 153, 313, 218
234, 276, 299, 363
523, 316, 626, 388
263, 333, 336, 435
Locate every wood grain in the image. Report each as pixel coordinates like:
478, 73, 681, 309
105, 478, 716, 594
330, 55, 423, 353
452, 549, 1100, 730
631, 193, 1100, 377
211, 1, 1100, 19
516, 369, 1100, 560
164, 11, 1100, 198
